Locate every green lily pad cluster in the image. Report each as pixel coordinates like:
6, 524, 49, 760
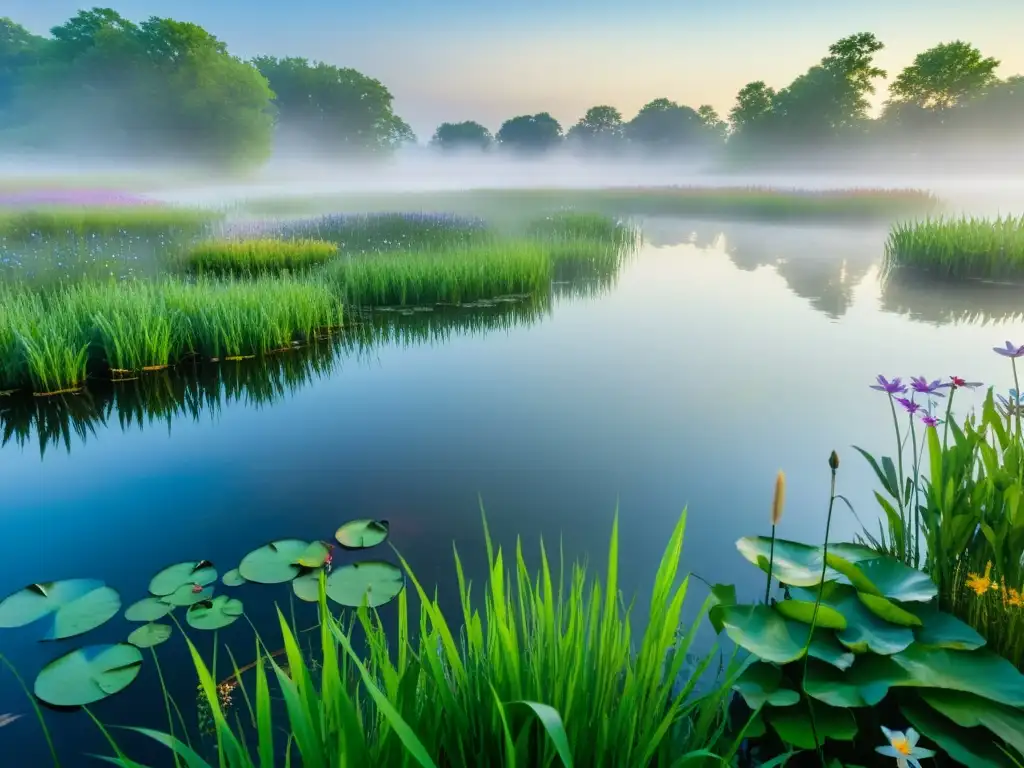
714, 537, 1024, 766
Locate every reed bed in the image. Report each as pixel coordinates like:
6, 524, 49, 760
326, 241, 553, 306
883, 215, 1024, 279
275, 212, 492, 253
182, 238, 338, 275
0, 206, 221, 238
0, 277, 344, 393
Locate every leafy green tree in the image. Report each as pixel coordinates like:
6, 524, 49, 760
696, 105, 727, 138
566, 105, 625, 151
728, 82, 776, 135
431, 120, 492, 151
625, 98, 714, 152
495, 112, 562, 152
889, 41, 1000, 110
0, 18, 47, 115
252, 56, 414, 154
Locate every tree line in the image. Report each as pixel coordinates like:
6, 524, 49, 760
1, 9, 1021, 170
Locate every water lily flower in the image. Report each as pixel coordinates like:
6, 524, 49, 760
909, 377, 946, 398
876, 726, 935, 766
870, 375, 907, 395
993, 341, 1024, 358
949, 376, 981, 390
896, 397, 921, 415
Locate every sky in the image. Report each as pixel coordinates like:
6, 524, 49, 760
8, 0, 1024, 139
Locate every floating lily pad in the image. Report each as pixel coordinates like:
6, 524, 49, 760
163, 584, 213, 607
127, 623, 171, 649
292, 571, 321, 603
42, 585, 121, 641
734, 662, 800, 709
186, 596, 244, 631
905, 603, 985, 650
767, 700, 858, 748
124, 597, 173, 623
736, 538, 841, 587
148, 561, 216, 598
852, 558, 938, 603
325, 561, 404, 608
34, 644, 143, 707
793, 584, 914, 656
297, 541, 332, 568
716, 605, 811, 664
775, 600, 847, 630
222, 569, 246, 587
238, 540, 308, 584
0, 579, 103, 628
335, 520, 390, 550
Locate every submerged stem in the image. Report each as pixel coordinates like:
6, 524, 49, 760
0, 652, 61, 767
150, 648, 183, 768
888, 395, 908, 560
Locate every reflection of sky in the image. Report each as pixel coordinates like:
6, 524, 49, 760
3, 229, 1024, 760
8, 0, 1024, 137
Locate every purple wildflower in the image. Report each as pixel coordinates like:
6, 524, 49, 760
921, 414, 940, 427
910, 377, 946, 398
896, 397, 921, 414
870, 375, 907, 395
949, 376, 981, 390
993, 341, 1024, 358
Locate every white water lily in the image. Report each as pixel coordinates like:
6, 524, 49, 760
876, 726, 935, 767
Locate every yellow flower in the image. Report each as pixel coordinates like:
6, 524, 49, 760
966, 562, 994, 596
1008, 587, 1024, 608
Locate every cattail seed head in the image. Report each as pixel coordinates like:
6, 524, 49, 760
829, 450, 840, 471
771, 470, 786, 526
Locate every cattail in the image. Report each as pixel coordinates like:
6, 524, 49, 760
829, 450, 840, 471
771, 470, 786, 526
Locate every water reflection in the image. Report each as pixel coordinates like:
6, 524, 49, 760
879, 272, 1024, 327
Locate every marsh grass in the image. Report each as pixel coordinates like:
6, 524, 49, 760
182, 238, 339, 276
99, 512, 748, 766
276, 212, 492, 253
0, 206, 220, 239
883, 215, 1024, 280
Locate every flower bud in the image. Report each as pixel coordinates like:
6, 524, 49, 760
829, 450, 840, 471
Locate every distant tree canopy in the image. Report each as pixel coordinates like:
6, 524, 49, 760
496, 112, 563, 152
566, 105, 625, 151
430, 120, 492, 151
0, 7, 415, 169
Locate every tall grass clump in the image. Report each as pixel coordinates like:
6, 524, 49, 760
883, 215, 1024, 280
86, 281, 179, 372
327, 241, 552, 306
182, 238, 338, 275
277, 212, 492, 253
0, 206, 221, 239
101, 512, 747, 766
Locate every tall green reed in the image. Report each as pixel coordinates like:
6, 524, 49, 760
883, 215, 1024, 280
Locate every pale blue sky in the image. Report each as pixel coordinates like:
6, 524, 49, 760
8, 1, 1024, 138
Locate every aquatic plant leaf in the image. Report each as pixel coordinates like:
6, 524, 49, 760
775, 600, 847, 630
124, 597, 173, 623
296, 541, 331, 568
292, 571, 320, 603
734, 662, 800, 709
767, 701, 857, 748
804, 659, 871, 707
850, 558, 937, 602
325, 561, 404, 608
826, 543, 885, 563
34, 644, 143, 707
904, 603, 985, 650
901, 699, 1006, 768
807, 630, 856, 670
335, 519, 390, 549
793, 584, 914, 655
856, 593, 922, 627
186, 596, 244, 631
716, 605, 810, 663
222, 569, 246, 587
43, 585, 121, 641
825, 553, 883, 596
890, 644, 1024, 707
238, 540, 308, 584
163, 584, 213, 607
148, 561, 216, 597
127, 623, 171, 649
920, 690, 1024, 755
735, 538, 841, 586
708, 583, 737, 634
0, 578, 103, 628
843, 654, 912, 706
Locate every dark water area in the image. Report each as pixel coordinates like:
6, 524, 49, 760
2, 217, 1023, 765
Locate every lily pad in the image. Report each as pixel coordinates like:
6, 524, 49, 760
238, 540, 308, 584
34, 644, 143, 707
0, 579, 103, 628
127, 623, 171, 649
902, 700, 1006, 768
42, 585, 121, 641
808, 630, 856, 671
736, 537, 841, 587
851, 558, 938, 603
775, 599, 847, 630
296, 541, 332, 568
890, 644, 1024, 708
857, 593, 922, 627
793, 584, 914, 656
734, 662, 800, 708
905, 603, 985, 650
148, 561, 216, 598
186, 596, 244, 631
163, 584, 213, 607
222, 569, 246, 587
335, 520, 390, 550
292, 571, 321, 603
715, 605, 811, 664
124, 597, 173, 623
920, 689, 1024, 755
804, 659, 871, 707
767, 701, 858, 748
325, 561, 404, 608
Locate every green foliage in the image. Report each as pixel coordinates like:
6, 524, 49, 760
182, 238, 338, 276
625, 98, 719, 152
496, 112, 563, 152
889, 41, 1001, 110
722, 535, 1024, 764
0, 206, 219, 238
883, 215, 1024, 280
565, 106, 625, 151
431, 120, 493, 151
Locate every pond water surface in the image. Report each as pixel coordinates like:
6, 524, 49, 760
2, 216, 1023, 765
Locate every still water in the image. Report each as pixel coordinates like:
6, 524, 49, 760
1, 217, 1022, 765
